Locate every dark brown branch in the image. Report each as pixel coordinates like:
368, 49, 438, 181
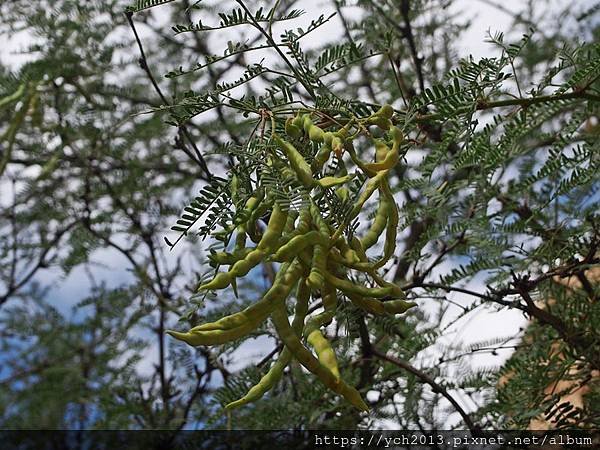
372, 347, 480, 433
125, 11, 212, 180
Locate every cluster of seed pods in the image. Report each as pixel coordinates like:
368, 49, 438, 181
167, 105, 416, 411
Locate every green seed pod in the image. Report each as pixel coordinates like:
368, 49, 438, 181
371, 181, 399, 270
345, 292, 386, 315
292, 113, 305, 128
374, 104, 394, 119
349, 169, 388, 219
270, 301, 368, 411
273, 134, 315, 188
198, 261, 303, 333
272, 231, 328, 262
285, 117, 303, 138
367, 115, 392, 130
312, 142, 332, 172
361, 193, 389, 250
383, 299, 417, 315
308, 125, 325, 143
224, 278, 310, 410
305, 286, 340, 378
325, 272, 393, 298
331, 135, 344, 156
208, 247, 253, 266
306, 204, 329, 290
317, 174, 353, 189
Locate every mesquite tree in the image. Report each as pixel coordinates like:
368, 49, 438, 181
1, 0, 599, 431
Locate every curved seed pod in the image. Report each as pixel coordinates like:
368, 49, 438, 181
270, 302, 368, 411
361, 193, 389, 249
208, 247, 253, 266
256, 203, 288, 252
200, 204, 287, 290
197, 271, 232, 291
234, 190, 264, 226
272, 231, 328, 262
307, 243, 327, 289
302, 115, 325, 143
295, 207, 312, 235
228, 249, 266, 278
213, 193, 261, 241
167, 322, 257, 346
234, 225, 248, 252
317, 175, 353, 189
245, 196, 273, 243
345, 292, 386, 315
374, 104, 394, 119
334, 238, 362, 264
312, 142, 332, 172
364, 143, 398, 172
331, 135, 344, 157
366, 115, 392, 130
292, 113, 305, 129
324, 272, 393, 298
306, 204, 329, 289
285, 117, 303, 138
349, 236, 368, 262
364, 128, 403, 172
176, 261, 302, 339
375, 140, 390, 162
283, 209, 299, 235
349, 170, 388, 219
273, 134, 315, 188
371, 180, 399, 270
305, 285, 340, 378
231, 174, 240, 202
383, 299, 417, 315
225, 279, 310, 410
367, 270, 405, 299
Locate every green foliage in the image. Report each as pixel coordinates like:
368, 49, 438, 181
1, 0, 599, 433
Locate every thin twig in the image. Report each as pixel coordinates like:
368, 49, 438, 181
125, 11, 212, 180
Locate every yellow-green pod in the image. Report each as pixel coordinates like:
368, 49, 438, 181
349, 236, 368, 262
364, 148, 398, 173
331, 135, 344, 157
273, 134, 315, 188
308, 125, 325, 143
198, 272, 232, 291
349, 170, 388, 219
324, 272, 393, 298
272, 231, 327, 262
256, 203, 288, 252
197, 261, 303, 333
367, 115, 392, 130
305, 286, 340, 378
285, 117, 303, 138
335, 238, 362, 264
312, 142, 332, 172
371, 181, 399, 270
383, 299, 417, 315
317, 175, 352, 188
270, 302, 368, 411
345, 292, 386, 315
306, 204, 329, 289
208, 247, 253, 266
374, 104, 394, 119
361, 194, 389, 249
225, 278, 310, 410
